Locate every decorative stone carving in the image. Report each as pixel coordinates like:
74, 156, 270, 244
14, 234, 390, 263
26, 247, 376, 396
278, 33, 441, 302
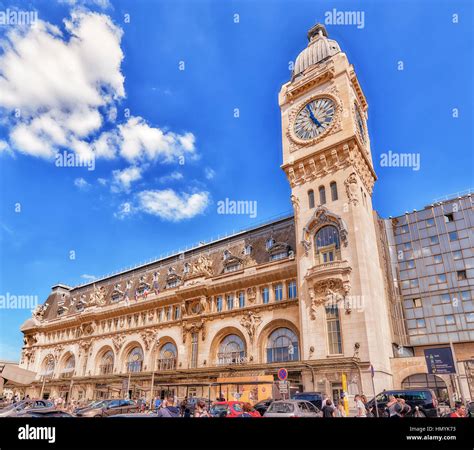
89, 285, 106, 307
32, 305, 46, 321
53, 344, 64, 362
308, 278, 350, 319
290, 194, 300, 215
246, 287, 257, 304
344, 172, 359, 206
182, 319, 206, 343
78, 340, 92, 356
191, 255, 213, 277
240, 311, 262, 344
112, 335, 125, 353
80, 322, 95, 336
141, 329, 159, 351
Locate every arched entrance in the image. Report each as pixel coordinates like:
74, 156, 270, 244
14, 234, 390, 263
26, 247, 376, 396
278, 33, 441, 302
401, 373, 448, 403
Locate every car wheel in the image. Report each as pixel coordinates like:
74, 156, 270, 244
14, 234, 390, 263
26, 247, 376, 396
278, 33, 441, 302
93, 414, 102, 418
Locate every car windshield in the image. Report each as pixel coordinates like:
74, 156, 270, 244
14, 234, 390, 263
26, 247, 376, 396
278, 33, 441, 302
89, 401, 107, 409
232, 403, 243, 412
268, 402, 295, 413
211, 404, 228, 414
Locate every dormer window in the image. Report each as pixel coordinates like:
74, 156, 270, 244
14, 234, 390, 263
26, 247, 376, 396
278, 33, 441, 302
243, 245, 252, 256
183, 263, 190, 274
270, 251, 288, 261
76, 301, 85, 312
224, 262, 241, 273
266, 238, 275, 250
57, 306, 67, 316
223, 250, 231, 261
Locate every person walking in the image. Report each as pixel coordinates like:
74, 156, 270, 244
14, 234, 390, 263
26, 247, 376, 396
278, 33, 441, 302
322, 399, 336, 417
321, 394, 329, 409
354, 395, 367, 417
449, 402, 466, 417
194, 400, 210, 417
156, 394, 180, 417
335, 401, 347, 417
386, 395, 402, 418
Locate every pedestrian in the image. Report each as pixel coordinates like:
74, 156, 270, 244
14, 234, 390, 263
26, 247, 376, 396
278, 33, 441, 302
361, 394, 373, 417
194, 400, 210, 417
154, 398, 162, 410
321, 394, 329, 409
449, 401, 466, 418
239, 402, 254, 417
354, 395, 367, 417
385, 395, 402, 418
322, 399, 336, 417
156, 394, 180, 417
180, 396, 188, 417
335, 402, 346, 417
398, 398, 411, 417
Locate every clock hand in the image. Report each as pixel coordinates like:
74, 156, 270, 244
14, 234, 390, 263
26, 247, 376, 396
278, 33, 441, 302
306, 105, 322, 127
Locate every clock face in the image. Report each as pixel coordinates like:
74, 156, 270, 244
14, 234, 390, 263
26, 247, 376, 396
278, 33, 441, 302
355, 104, 366, 143
293, 97, 335, 140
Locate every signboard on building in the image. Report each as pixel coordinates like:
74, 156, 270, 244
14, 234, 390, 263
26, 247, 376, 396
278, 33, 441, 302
424, 347, 456, 374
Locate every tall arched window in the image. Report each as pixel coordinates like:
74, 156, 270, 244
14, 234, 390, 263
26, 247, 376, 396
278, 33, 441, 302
326, 305, 342, 354
41, 356, 55, 378
308, 190, 315, 209
61, 354, 75, 378
100, 350, 114, 375
218, 334, 246, 365
315, 225, 340, 263
157, 343, 177, 371
266, 328, 299, 363
319, 186, 326, 205
127, 346, 144, 373
401, 374, 448, 403
330, 181, 338, 201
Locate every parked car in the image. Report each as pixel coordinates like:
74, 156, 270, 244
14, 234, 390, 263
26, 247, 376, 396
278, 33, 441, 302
75, 399, 139, 417
254, 399, 274, 416
0, 399, 54, 417
292, 392, 323, 409
210, 401, 260, 418
366, 389, 439, 417
17, 408, 74, 418
263, 400, 322, 417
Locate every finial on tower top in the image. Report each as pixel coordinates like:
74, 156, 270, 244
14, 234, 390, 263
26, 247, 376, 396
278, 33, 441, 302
307, 23, 328, 41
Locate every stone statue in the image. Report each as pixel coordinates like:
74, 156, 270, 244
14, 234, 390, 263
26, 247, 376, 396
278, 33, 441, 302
32, 305, 46, 321
240, 311, 262, 343
344, 172, 359, 206
192, 255, 213, 276
89, 285, 106, 307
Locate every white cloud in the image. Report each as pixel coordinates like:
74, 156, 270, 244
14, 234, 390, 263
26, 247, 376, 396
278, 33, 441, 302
111, 166, 142, 193
97, 177, 107, 186
118, 117, 196, 163
0, 11, 124, 158
204, 167, 215, 180
159, 171, 183, 183
136, 189, 209, 221
74, 177, 90, 189
80, 273, 97, 281
0, 141, 10, 154
115, 201, 133, 219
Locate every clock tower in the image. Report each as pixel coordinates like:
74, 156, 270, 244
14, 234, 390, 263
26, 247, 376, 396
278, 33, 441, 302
280, 24, 394, 394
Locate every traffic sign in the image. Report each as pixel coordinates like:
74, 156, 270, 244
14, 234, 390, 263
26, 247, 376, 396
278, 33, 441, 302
277, 368, 288, 381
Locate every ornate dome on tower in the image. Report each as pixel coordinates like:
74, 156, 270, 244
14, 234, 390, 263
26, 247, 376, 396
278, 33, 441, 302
292, 23, 341, 79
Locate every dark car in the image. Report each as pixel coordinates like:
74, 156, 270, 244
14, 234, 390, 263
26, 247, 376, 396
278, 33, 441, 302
75, 399, 139, 417
18, 408, 74, 418
291, 392, 323, 410
254, 399, 274, 416
366, 389, 438, 418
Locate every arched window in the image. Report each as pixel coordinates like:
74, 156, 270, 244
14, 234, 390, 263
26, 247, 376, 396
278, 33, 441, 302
127, 346, 144, 373
308, 190, 315, 209
41, 356, 55, 378
319, 186, 326, 205
330, 182, 338, 201
100, 350, 114, 375
61, 354, 75, 378
157, 343, 177, 371
266, 328, 299, 363
315, 225, 340, 263
401, 374, 448, 403
218, 334, 246, 365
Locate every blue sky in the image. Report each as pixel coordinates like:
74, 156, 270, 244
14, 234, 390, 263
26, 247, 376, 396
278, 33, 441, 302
0, 0, 472, 360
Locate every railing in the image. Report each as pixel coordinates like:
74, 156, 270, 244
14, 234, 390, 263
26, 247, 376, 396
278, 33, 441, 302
217, 351, 247, 366
156, 358, 177, 371
60, 371, 73, 379
99, 364, 114, 375
266, 347, 299, 364
127, 361, 143, 373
